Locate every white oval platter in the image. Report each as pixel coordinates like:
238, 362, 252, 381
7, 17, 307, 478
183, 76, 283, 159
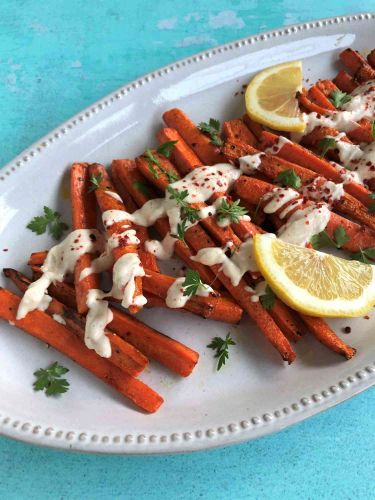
0, 13, 375, 454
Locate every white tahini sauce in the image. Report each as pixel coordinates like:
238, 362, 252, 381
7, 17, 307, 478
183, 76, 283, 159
16, 229, 102, 320
249, 281, 268, 303
278, 204, 331, 246
265, 135, 292, 154
104, 190, 123, 203
302, 177, 344, 204
52, 313, 66, 325
165, 277, 213, 309
191, 239, 259, 286
262, 187, 300, 214
85, 289, 113, 358
238, 153, 264, 174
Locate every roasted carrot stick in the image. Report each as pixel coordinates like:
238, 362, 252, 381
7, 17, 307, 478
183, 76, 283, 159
70, 163, 99, 315
4, 268, 149, 376
297, 89, 330, 115
224, 139, 375, 231
242, 114, 265, 140
300, 315, 356, 359
89, 163, 144, 313
111, 159, 220, 288
307, 85, 336, 111
25, 269, 199, 377
222, 119, 258, 146
339, 48, 375, 81
163, 108, 226, 165
259, 130, 373, 208
111, 159, 160, 273
135, 150, 296, 362
367, 49, 375, 69
0, 287, 163, 412
333, 70, 358, 93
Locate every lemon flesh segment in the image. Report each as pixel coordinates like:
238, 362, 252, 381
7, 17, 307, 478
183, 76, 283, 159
253, 234, 375, 317
245, 61, 306, 132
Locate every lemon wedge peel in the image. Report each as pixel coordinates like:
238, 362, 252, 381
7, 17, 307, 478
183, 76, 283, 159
253, 234, 375, 318
245, 61, 306, 133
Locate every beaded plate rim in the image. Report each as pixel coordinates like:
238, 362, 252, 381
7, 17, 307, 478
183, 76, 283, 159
1, 12, 374, 454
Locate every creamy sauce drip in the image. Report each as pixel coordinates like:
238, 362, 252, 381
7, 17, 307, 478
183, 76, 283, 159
302, 177, 344, 204
104, 190, 123, 203
265, 136, 292, 154
262, 187, 300, 214
238, 153, 264, 174
165, 277, 213, 309
52, 313, 66, 325
278, 204, 331, 246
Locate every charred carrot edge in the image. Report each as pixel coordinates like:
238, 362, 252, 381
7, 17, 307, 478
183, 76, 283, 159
235, 175, 375, 252
0, 287, 163, 412
242, 114, 265, 140
162, 108, 226, 165
137, 145, 296, 363
4, 268, 149, 377
143, 269, 243, 324
27, 265, 199, 377
224, 139, 375, 232
333, 70, 358, 93
222, 119, 258, 146
111, 159, 160, 273
259, 130, 373, 208
111, 159, 221, 289
89, 163, 144, 313
307, 85, 336, 111
300, 315, 356, 359
367, 49, 375, 69
28, 254, 242, 324
339, 48, 375, 82
70, 163, 99, 315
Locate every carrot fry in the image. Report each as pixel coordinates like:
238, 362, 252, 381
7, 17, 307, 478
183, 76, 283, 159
308, 85, 336, 111
70, 163, 99, 315
111, 159, 160, 273
298, 89, 330, 115
4, 268, 149, 377
26, 265, 199, 376
333, 70, 358, 93
0, 287, 163, 412
339, 48, 375, 81
222, 119, 257, 146
242, 114, 265, 140
89, 163, 144, 313
259, 130, 374, 208
300, 315, 356, 359
111, 159, 221, 288
367, 49, 375, 69
163, 108, 226, 165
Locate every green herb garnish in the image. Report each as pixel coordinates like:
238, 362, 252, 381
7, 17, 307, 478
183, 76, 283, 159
144, 149, 179, 183
171, 219, 189, 242
182, 269, 209, 297
198, 118, 223, 147
351, 247, 375, 264
328, 90, 352, 108
216, 198, 248, 224
88, 173, 103, 192
27, 206, 69, 240
275, 169, 302, 189
132, 180, 151, 196
310, 224, 349, 250
166, 185, 200, 223
157, 140, 178, 158
319, 137, 337, 158
259, 285, 276, 310
33, 362, 70, 396
372, 122, 375, 140
368, 192, 375, 214
207, 332, 236, 371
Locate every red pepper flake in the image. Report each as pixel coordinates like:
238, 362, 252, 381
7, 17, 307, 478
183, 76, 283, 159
364, 315, 370, 320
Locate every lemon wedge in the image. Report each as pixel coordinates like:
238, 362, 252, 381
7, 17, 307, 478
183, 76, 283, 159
245, 61, 305, 132
253, 234, 375, 317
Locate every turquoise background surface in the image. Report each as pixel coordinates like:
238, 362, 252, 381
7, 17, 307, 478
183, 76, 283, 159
1, 1, 374, 498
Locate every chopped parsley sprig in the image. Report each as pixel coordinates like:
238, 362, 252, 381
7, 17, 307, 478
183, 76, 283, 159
216, 198, 248, 224
318, 137, 336, 158
275, 169, 302, 189
207, 333, 236, 371
132, 180, 151, 196
328, 90, 352, 108
182, 269, 209, 297
166, 186, 200, 223
144, 148, 179, 183
157, 140, 178, 158
171, 219, 189, 242
33, 362, 70, 396
27, 206, 69, 241
259, 285, 276, 310
368, 192, 375, 214
88, 173, 103, 192
372, 122, 375, 140
351, 247, 375, 264
198, 118, 223, 147
310, 224, 349, 250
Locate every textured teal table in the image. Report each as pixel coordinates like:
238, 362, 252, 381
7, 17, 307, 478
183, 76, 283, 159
1, 1, 374, 499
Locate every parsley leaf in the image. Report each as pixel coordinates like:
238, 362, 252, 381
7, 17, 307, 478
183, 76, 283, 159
275, 169, 302, 189
157, 140, 178, 158
351, 247, 375, 264
182, 269, 208, 297
310, 224, 349, 250
372, 122, 375, 140
328, 90, 352, 108
171, 219, 188, 242
166, 185, 200, 223
88, 173, 103, 192
319, 137, 337, 158
368, 192, 375, 213
216, 198, 248, 224
27, 206, 69, 241
33, 362, 70, 396
198, 118, 223, 147
259, 285, 276, 310
207, 332, 236, 371
144, 149, 179, 183
132, 180, 151, 196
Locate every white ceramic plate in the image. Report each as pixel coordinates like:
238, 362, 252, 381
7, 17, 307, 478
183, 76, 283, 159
1, 13, 375, 454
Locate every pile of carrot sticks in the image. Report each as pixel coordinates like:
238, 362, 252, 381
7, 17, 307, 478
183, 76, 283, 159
1, 47, 373, 413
